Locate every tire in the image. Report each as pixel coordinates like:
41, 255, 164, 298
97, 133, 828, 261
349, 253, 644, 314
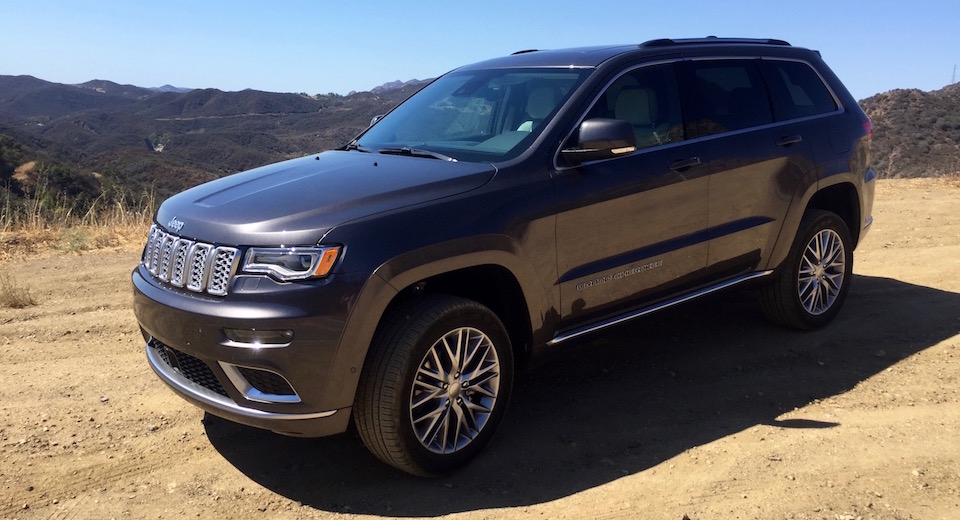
353, 294, 514, 477
760, 209, 853, 330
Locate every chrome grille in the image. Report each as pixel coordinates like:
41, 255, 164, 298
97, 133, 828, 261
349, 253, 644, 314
142, 224, 240, 296
169, 240, 190, 287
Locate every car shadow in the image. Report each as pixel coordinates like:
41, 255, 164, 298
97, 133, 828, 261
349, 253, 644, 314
204, 274, 960, 516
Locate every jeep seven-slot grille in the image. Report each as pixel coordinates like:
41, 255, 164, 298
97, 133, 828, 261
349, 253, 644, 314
142, 224, 240, 296
149, 338, 229, 397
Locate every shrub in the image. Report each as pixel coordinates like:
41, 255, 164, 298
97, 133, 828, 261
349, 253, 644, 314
0, 274, 37, 309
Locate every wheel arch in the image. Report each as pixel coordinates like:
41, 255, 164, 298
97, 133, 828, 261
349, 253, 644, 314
382, 263, 534, 369
806, 180, 861, 247
325, 235, 550, 412
766, 174, 862, 272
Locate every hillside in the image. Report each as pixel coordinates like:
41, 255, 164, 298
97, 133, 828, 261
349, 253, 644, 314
1, 73, 958, 220
0, 75, 428, 200
859, 83, 960, 178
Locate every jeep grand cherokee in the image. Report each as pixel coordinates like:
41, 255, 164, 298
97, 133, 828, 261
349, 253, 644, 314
133, 37, 875, 476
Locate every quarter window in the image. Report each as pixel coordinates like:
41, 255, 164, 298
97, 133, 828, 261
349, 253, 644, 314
759, 60, 838, 121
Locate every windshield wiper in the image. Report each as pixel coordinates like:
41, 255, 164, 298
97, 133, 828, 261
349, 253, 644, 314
377, 147, 457, 162
343, 142, 373, 153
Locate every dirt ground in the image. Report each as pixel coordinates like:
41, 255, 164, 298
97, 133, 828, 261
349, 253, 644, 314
1, 178, 958, 520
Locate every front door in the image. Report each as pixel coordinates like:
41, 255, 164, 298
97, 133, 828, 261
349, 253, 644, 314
553, 62, 710, 325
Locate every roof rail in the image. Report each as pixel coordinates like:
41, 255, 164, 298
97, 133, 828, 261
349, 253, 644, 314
511, 49, 539, 55
640, 37, 791, 48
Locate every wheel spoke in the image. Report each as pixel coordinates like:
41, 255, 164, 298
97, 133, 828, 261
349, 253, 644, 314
441, 334, 460, 373
798, 275, 816, 298
797, 228, 846, 316
416, 365, 443, 386
464, 398, 493, 415
414, 403, 447, 445
467, 368, 499, 392
411, 385, 443, 409
461, 335, 483, 373
823, 240, 842, 267
437, 407, 452, 453
823, 271, 843, 292
452, 401, 476, 441
409, 326, 501, 455
462, 358, 496, 384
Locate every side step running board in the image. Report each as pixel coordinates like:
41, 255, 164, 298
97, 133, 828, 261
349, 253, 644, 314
548, 270, 774, 345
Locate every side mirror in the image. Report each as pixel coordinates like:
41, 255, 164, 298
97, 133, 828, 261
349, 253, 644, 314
369, 114, 385, 127
560, 118, 636, 166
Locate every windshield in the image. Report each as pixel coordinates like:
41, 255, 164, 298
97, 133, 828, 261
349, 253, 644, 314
355, 68, 591, 163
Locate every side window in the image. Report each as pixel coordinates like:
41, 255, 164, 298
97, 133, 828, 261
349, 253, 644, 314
759, 60, 838, 121
685, 60, 773, 137
585, 63, 684, 150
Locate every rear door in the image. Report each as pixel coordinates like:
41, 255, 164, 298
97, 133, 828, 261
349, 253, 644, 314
678, 58, 818, 276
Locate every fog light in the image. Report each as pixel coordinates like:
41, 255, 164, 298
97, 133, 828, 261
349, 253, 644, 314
223, 328, 294, 346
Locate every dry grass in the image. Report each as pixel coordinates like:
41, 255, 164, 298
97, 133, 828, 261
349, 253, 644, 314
0, 273, 37, 308
0, 186, 155, 261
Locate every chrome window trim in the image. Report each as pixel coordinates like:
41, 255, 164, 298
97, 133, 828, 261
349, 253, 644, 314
553, 55, 845, 172
757, 56, 845, 118
673, 55, 845, 123
553, 58, 682, 172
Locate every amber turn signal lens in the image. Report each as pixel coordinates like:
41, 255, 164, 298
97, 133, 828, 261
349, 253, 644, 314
314, 247, 340, 277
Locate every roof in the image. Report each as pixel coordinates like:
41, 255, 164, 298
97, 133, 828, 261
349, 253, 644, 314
456, 38, 799, 70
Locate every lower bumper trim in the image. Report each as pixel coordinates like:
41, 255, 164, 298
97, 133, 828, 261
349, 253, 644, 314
146, 342, 337, 421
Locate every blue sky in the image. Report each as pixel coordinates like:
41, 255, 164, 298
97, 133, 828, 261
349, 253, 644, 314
2, 0, 958, 100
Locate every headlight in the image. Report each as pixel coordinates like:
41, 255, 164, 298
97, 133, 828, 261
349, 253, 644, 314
242, 246, 340, 281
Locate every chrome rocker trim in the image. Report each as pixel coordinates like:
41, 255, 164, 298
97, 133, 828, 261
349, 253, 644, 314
145, 344, 337, 421
548, 270, 775, 345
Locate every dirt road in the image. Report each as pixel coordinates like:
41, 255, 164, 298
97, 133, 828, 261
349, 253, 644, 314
2, 178, 958, 519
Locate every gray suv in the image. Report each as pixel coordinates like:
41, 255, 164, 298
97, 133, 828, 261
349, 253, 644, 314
133, 37, 875, 476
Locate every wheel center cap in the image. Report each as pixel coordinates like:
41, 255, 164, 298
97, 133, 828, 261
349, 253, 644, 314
448, 381, 462, 398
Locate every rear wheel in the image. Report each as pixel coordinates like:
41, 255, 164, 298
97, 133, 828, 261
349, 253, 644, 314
761, 209, 853, 329
354, 294, 513, 476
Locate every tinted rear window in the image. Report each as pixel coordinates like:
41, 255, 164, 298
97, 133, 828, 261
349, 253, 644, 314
759, 60, 838, 121
685, 60, 773, 137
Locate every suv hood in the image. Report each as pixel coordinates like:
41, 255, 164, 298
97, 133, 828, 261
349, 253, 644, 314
155, 150, 496, 246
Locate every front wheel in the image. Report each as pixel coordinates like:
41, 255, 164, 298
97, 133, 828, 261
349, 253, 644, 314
353, 294, 514, 476
761, 209, 854, 329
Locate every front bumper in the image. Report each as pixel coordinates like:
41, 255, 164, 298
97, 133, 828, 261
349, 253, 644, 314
133, 264, 365, 437
145, 339, 349, 436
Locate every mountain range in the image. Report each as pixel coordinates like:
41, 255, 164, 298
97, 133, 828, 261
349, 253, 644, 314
1, 74, 958, 214
0, 75, 428, 200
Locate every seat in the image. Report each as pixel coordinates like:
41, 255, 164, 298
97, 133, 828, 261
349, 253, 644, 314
614, 86, 661, 147
517, 86, 558, 132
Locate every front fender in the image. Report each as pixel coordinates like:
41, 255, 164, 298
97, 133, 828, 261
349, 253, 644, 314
323, 234, 555, 411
